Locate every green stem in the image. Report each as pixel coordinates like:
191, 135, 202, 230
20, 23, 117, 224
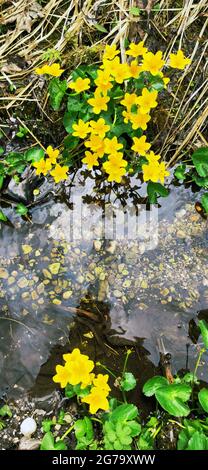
60, 424, 75, 441
96, 362, 117, 379
122, 349, 132, 376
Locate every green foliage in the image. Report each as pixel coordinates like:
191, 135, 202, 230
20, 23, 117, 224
177, 419, 208, 450
192, 147, 208, 178
174, 164, 186, 180
0, 405, 12, 418
147, 182, 169, 203
15, 203, 28, 216
16, 126, 28, 138
48, 78, 68, 111
120, 372, 137, 391
0, 210, 7, 222
201, 193, 208, 213
143, 376, 191, 417
199, 319, 208, 349
74, 417, 95, 450
143, 376, 169, 396
103, 404, 141, 450
198, 388, 208, 413
40, 431, 67, 450
25, 146, 44, 162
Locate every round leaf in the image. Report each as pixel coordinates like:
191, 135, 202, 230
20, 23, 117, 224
199, 319, 208, 349
143, 376, 169, 397
120, 372, 137, 391
198, 388, 208, 413
155, 384, 191, 417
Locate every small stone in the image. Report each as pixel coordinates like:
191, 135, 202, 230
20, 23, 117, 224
33, 189, 40, 196
141, 280, 148, 289
118, 264, 125, 273
35, 250, 41, 256
77, 275, 84, 283
22, 245, 32, 255
19, 437, 40, 450
94, 240, 102, 252
64, 414, 72, 424
49, 263, 61, 275
123, 280, 131, 288
176, 230, 186, 238
17, 277, 29, 288
8, 276, 15, 285
106, 241, 117, 254
114, 290, 122, 298
160, 288, 169, 296
138, 303, 148, 310
20, 417, 37, 437
31, 290, 38, 300
63, 290, 73, 300
53, 298, 61, 305
0, 268, 8, 279
122, 269, 129, 276
43, 269, 52, 279
99, 272, 106, 281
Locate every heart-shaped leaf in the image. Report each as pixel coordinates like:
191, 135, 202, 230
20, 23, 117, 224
26, 146, 45, 162
147, 182, 169, 203
192, 147, 208, 177
143, 376, 169, 397
198, 388, 208, 413
174, 164, 187, 181
110, 404, 138, 423
187, 431, 208, 450
155, 384, 191, 417
120, 372, 137, 391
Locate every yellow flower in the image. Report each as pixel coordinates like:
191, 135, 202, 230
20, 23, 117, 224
35, 63, 64, 77
120, 93, 138, 111
68, 77, 90, 93
94, 70, 113, 94
93, 374, 111, 393
111, 63, 130, 84
50, 164, 68, 183
85, 135, 105, 157
129, 60, 143, 78
158, 72, 170, 88
103, 156, 127, 183
72, 119, 90, 139
82, 387, 109, 414
142, 161, 160, 182
46, 145, 59, 163
169, 50, 191, 69
82, 151, 99, 169
122, 110, 132, 123
126, 41, 148, 57
61, 348, 94, 387
81, 373, 95, 390
104, 136, 123, 156
103, 44, 120, 61
158, 162, 170, 183
88, 89, 110, 114
142, 51, 165, 76
145, 150, 161, 164
33, 158, 52, 176
131, 136, 151, 156
130, 112, 151, 130
53, 364, 71, 388
137, 88, 158, 114
89, 118, 110, 138
102, 56, 120, 75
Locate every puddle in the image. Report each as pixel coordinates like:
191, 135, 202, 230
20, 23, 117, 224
0, 170, 207, 398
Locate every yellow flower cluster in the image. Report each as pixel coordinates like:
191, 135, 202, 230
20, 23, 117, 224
32, 146, 68, 183
53, 349, 111, 414
35, 63, 64, 77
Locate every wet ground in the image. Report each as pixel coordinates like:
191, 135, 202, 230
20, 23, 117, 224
0, 170, 207, 404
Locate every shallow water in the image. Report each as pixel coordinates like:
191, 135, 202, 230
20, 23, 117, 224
0, 171, 207, 397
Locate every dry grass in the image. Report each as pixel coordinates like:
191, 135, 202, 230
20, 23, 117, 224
0, 0, 208, 163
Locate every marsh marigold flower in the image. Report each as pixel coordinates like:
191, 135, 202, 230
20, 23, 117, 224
129, 60, 143, 79
35, 63, 64, 77
122, 110, 132, 123
72, 119, 90, 139
169, 50, 191, 70
102, 56, 120, 75
89, 118, 110, 138
46, 145, 59, 163
33, 158, 52, 176
85, 135, 105, 157
126, 41, 148, 57
68, 77, 90, 93
103, 44, 120, 61
82, 151, 99, 170
82, 387, 109, 414
131, 136, 151, 156
158, 162, 170, 183
145, 151, 161, 164
62, 348, 94, 387
120, 93, 138, 111
88, 89, 110, 114
111, 63, 130, 84
95, 70, 113, 94
50, 164, 68, 183
137, 88, 158, 114
142, 51, 165, 76
53, 364, 71, 388
93, 374, 111, 393
130, 112, 151, 130
142, 161, 160, 183
103, 155, 127, 183
104, 136, 123, 156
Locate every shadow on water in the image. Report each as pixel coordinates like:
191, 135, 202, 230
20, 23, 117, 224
0, 169, 207, 403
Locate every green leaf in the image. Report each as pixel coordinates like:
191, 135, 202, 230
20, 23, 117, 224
73, 384, 91, 397
0, 146, 4, 156
177, 429, 189, 450
48, 78, 67, 111
147, 182, 169, 204
64, 135, 79, 150
67, 96, 84, 113
129, 7, 141, 16
0, 175, 4, 190
93, 23, 108, 33
120, 372, 137, 391
40, 432, 56, 450
138, 429, 154, 450
192, 147, 208, 177
198, 388, 208, 413
63, 112, 77, 133
174, 164, 187, 181
201, 193, 208, 213
42, 419, 54, 432
199, 319, 208, 349
15, 203, 28, 216
65, 383, 76, 398
192, 174, 208, 188
187, 431, 208, 450
110, 404, 138, 423
0, 210, 7, 222
54, 440, 67, 450
0, 405, 12, 418
155, 384, 191, 417
148, 75, 164, 91
143, 376, 169, 397
127, 420, 141, 437
25, 146, 45, 162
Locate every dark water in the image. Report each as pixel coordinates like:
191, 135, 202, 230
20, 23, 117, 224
0, 170, 207, 398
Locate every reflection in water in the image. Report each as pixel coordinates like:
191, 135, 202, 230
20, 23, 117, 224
0, 170, 207, 397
